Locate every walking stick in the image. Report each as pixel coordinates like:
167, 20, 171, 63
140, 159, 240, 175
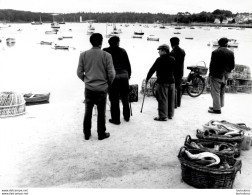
140, 83, 147, 113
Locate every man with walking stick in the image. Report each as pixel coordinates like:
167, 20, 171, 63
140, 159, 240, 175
144, 44, 176, 121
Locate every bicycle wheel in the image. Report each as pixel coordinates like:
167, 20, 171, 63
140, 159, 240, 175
186, 75, 205, 97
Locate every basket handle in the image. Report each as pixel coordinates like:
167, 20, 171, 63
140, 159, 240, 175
184, 135, 191, 145
178, 146, 186, 158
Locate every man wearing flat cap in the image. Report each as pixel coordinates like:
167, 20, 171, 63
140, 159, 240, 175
145, 44, 176, 121
208, 37, 235, 114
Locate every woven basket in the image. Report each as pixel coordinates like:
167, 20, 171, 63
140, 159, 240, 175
196, 129, 243, 157
0, 92, 26, 118
184, 135, 238, 157
178, 146, 242, 189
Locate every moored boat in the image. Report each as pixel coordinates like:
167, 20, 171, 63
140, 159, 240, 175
87, 23, 95, 35
40, 41, 53, 45
51, 22, 60, 29
45, 29, 58, 34
132, 35, 143, 39
134, 30, 144, 35
53, 45, 69, 50
23, 93, 50, 105
147, 35, 159, 41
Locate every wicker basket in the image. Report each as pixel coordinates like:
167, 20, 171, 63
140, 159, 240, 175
0, 92, 26, 118
178, 146, 242, 189
187, 61, 208, 75
196, 129, 243, 157
184, 135, 238, 157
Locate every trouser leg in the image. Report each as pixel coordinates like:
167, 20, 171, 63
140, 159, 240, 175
119, 73, 130, 120
109, 76, 120, 122
96, 90, 107, 136
156, 83, 168, 118
83, 89, 94, 136
220, 83, 225, 107
210, 77, 222, 110
176, 83, 182, 107
168, 83, 175, 118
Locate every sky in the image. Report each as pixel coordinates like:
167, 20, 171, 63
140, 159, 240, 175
0, 0, 252, 14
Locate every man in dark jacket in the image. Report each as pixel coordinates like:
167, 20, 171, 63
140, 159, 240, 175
170, 37, 185, 108
208, 37, 235, 114
103, 36, 132, 124
146, 44, 176, 121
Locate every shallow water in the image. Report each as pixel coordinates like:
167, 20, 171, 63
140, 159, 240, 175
0, 23, 252, 96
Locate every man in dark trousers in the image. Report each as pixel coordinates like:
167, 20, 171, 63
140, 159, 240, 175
208, 37, 235, 114
170, 37, 186, 108
77, 33, 115, 140
145, 44, 176, 121
103, 36, 132, 124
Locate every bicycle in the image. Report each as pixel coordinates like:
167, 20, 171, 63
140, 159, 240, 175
152, 61, 208, 97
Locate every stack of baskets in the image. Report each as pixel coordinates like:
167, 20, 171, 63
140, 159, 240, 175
178, 119, 251, 189
0, 91, 26, 118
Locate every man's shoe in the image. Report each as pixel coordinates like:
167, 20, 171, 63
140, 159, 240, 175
154, 117, 168, 121
209, 107, 213, 110
109, 119, 121, 125
168, 116, 172, 119
98, 132, 110, 140
208, 109, 221, 114
124, 117, 130, 122
84, 134, 91, 140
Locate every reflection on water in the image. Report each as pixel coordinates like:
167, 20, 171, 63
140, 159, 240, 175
0, 23, 252, 97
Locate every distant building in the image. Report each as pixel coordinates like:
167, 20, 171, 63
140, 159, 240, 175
222, 19, 228, 24
214, 19, 221, 24
235, 13, 252, 24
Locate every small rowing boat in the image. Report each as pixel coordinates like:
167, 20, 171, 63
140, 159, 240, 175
23, 93, 50, 105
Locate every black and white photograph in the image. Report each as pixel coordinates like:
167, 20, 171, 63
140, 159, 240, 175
0, 0, 252, 194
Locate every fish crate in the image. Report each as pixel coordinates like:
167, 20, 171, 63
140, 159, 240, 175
184, 135, 238, 157
0, 92, 26, 118
178, 146, 242, 189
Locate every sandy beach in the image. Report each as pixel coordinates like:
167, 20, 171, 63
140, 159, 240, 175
0, 91, 252, 190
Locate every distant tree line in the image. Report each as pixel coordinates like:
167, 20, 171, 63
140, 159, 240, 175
0, 9, 250, 24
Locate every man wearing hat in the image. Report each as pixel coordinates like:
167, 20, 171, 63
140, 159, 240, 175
145, 44, 176, 121
208, 37, 235, 114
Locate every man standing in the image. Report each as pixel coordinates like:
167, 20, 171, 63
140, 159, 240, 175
208, 37, 235, 114
145, 44, 176, 121
170, 37, 185, 108
77, 33, 115, 140
103, 36, 132, 125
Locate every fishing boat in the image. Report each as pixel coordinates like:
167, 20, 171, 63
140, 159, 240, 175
6, 38, 16, 43
212, 39, 239, 48
134, 30, 144, 35
23, 93, 50, 105
147, 35, 159, 41
53, 45, 69, 50
40, 41, 53, 45
87, 23, 95, 35
6, 38, 16, 47
45, 29, 58, 34
59, 18, 65, 24
185, 37, 194, 40
174, 32, 181, 34
31, 16, 43, 25
51, 21, 60, 29
132, 35, 143, 39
